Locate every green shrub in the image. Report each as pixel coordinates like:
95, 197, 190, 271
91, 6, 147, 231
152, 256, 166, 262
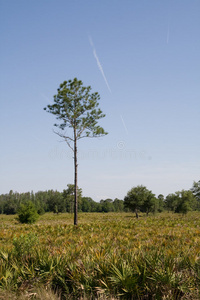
17, 201, 39, 224
13, 233, 39, 257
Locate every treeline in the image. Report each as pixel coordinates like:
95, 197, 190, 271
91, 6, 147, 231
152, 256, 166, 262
0, 184, 125, 215
124, 184, 200, 218
164, 180, 200, 213
0, 180, 199, 215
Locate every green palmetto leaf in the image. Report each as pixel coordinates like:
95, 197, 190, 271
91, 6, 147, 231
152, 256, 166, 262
0, 251, 8, 261
109, 263, 139, 296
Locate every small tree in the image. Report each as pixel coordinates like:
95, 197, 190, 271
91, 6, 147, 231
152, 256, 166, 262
17, 201, 39, 224
124, 185, 155, 218
44, 78, 107, 225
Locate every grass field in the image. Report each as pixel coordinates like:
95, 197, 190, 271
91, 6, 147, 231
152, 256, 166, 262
0, 212, 200, 299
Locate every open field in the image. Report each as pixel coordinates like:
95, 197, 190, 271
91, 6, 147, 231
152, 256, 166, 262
0, 212, 200, 299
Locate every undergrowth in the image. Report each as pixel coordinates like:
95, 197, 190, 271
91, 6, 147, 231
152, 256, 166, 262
0, 212, 200, 299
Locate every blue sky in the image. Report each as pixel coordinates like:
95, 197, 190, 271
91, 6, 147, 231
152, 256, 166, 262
0, 0, 199, 201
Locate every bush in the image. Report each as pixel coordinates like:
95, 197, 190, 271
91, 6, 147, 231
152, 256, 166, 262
13, 233, 39, 257
17, 201, 39, 224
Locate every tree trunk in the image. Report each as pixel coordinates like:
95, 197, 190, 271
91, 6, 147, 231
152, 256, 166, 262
135, 209, 139, 219
74, 129, 78, 225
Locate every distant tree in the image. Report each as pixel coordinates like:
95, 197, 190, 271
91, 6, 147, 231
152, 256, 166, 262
35, 191, 49, 212
100, 199, 115, 213
3, 191, 18, 214
94, 202, 102, 212
113, 198, 124, 212
81, 197, 92, 212
175, 190, 197, 214
0, 195, 4, 214
81, 197, 98, 212
165, 190, 197, 214
157, 194, 165, 212
29, 191, 45, 214
191, 180, 200, 210
3, 199, 17, 215
44, 78, 108, 225
141, 192, 156, 215
164, 193, 179, 212
124, 185, 155, 218
47, 190, 66, 213
63, 184, 82, 213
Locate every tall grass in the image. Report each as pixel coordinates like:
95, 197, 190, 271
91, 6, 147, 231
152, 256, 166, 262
0, 212, 200, 299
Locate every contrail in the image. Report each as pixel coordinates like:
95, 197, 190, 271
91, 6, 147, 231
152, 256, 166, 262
88, 36, 94, 48
89, 35, 129, 135
120, 115, 129, 135
88, 35, 112, 94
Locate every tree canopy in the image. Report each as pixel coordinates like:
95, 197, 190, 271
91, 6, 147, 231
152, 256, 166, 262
124, 185, 156, 218
44, 78, 108, 143
165, 190, 197, 214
